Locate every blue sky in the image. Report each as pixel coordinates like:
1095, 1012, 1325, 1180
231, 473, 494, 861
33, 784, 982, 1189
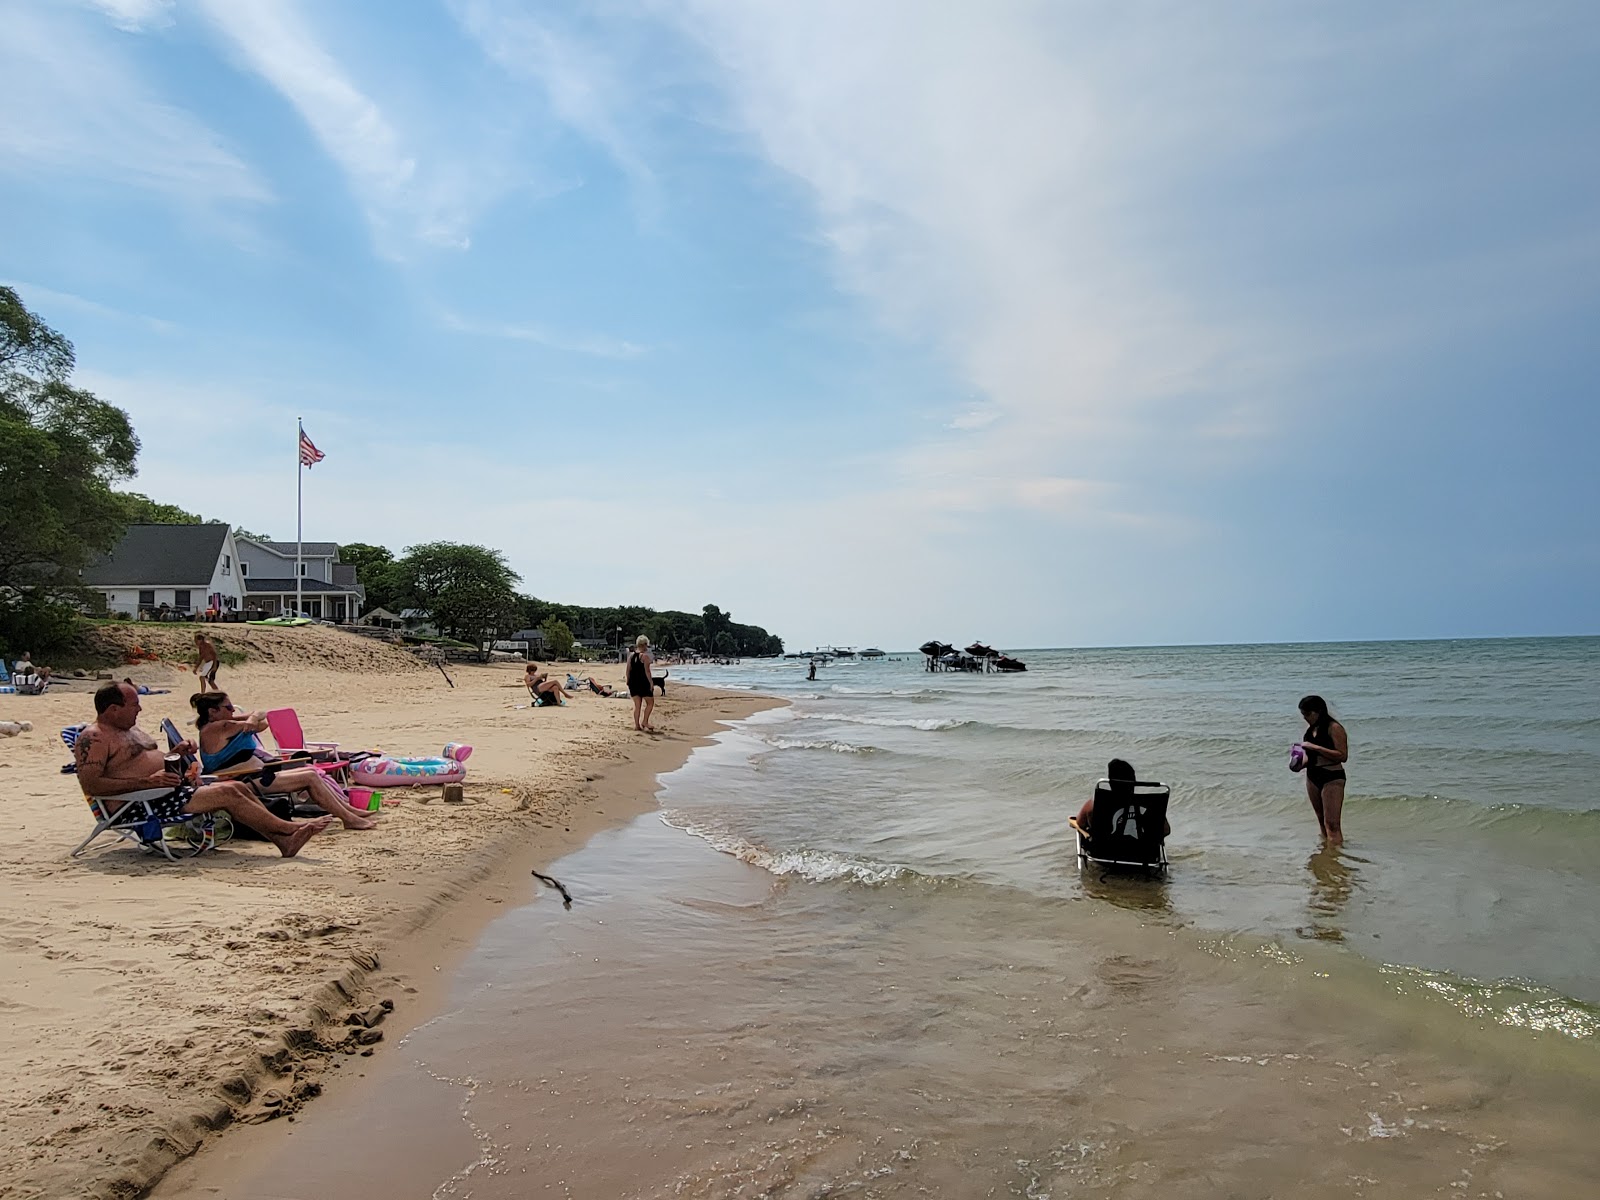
3, 0, 1597, 650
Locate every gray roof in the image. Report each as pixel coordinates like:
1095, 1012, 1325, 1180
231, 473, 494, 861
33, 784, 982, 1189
82, 524, 229, 586
248, 540, 338, 559
244, 577, 364, 594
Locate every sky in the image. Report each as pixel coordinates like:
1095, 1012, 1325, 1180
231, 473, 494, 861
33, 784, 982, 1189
3, 0, 1597, 651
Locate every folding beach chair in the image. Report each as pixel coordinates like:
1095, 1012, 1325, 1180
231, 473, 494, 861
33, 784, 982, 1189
64, 725, 231, 861
1073, 779, 1170, 877
264, 708, 340, 756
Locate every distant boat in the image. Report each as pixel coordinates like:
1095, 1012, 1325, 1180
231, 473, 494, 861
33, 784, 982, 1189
965, 642, 999, 658
994, 655, 1027, 672
859, 648, 886, 658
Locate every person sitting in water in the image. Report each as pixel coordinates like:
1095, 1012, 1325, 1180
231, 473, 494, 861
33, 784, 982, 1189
75, 682, 331, 857
190, 692, 377, 829
1071, 758, 1170, 839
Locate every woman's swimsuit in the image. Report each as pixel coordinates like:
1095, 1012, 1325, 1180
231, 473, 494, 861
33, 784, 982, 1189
626, 652, 652, 698
1303, 717, 1347, 789
201, 729, 265, 773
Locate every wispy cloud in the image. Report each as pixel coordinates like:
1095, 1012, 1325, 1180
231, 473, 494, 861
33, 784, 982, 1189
193, 0, 519, 256
449, 0, 658, 204
0, 5, 269, 208
0, 280, 177, 335
78, 0, 174, 33
438, 309, 647, 360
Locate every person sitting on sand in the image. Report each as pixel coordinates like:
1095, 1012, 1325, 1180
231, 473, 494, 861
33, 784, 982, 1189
74, 682, 331, 857
14, 666, 48, 695
192, 633, 221, 694
191, 692, 377, 830
524, 663, 571, 706
1071, 758, 1170, 839
586, 676, 616, 697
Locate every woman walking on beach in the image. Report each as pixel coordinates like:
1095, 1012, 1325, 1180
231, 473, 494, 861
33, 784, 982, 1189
1298, 695, 1349, 844
627, 635, 657, 732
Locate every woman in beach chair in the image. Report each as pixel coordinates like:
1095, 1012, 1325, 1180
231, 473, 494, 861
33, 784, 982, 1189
190, 693, 377, 829
1071, 759, 1171, 874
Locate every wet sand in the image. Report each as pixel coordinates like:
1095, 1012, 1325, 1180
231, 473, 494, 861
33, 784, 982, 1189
0, 635, 776, 1199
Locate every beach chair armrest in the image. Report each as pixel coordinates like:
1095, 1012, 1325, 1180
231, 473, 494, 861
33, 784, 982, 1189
304, 739, 340, 750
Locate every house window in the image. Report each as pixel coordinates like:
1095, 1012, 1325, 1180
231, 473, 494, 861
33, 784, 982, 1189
222, 554, 231, 576
175, 590, 191, 610
138, 590, 155, 608
300, 563, 307, 576
240, 562, 249, 577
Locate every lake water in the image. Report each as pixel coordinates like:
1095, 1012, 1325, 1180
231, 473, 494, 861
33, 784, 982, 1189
174, 638, 1600, 1198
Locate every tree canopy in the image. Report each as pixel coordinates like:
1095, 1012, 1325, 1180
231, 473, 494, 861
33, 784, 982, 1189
0, 287, 140, 650
391, 541, 521, 652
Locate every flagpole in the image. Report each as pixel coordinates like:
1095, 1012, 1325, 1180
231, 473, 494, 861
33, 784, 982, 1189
296, 417, 304, 620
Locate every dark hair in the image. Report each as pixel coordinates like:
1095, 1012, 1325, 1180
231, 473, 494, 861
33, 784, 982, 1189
190, 692, 231, 727
1107, 758, 1136, 782
94, 681, 129, 714
1298, 695, 1329, 721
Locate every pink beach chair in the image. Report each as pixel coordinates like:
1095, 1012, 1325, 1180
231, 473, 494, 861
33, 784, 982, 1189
264, 708, 339, 756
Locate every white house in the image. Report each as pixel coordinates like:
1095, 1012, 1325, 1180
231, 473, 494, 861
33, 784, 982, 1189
233, 539, 365, 623
82, 524, 246, 618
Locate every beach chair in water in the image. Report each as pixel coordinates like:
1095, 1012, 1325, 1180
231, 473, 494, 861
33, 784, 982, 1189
1073, 779, 1170, 876
64, 724, 232, 861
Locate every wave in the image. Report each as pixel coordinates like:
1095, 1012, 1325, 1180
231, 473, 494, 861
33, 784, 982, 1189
759, 736, 880, 755
660, 814, 913, 885
796, 712, 971, 732
1377, 963, 1600, 1041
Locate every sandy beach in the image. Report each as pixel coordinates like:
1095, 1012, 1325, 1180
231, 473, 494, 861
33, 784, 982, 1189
0, 626, 776, 1200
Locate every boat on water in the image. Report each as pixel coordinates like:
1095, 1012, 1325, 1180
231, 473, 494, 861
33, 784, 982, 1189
859, 648, 886, 659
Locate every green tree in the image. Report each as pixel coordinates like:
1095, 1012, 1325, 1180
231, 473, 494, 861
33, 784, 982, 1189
339, 542, 400, 610
540, 616, 576, 660
0, 287, 140, 654
116, 492, 203, 524
394, 542, 520, 655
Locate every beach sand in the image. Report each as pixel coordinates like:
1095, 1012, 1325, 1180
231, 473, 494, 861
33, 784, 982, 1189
0, 629, 775, 1199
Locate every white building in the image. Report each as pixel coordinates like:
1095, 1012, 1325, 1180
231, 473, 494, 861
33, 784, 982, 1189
82, 524, 245, 618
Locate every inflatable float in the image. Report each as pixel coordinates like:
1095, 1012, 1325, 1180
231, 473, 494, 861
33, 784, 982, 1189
351, 742, 472, 788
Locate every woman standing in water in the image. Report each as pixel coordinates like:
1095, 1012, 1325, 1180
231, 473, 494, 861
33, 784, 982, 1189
1298, 694, 1349, 843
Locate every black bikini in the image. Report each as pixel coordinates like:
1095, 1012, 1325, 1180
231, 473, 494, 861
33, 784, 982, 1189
1304, 717, 1346, 789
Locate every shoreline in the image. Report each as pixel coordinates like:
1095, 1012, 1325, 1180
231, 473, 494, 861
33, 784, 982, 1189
0, 653, 781, 1200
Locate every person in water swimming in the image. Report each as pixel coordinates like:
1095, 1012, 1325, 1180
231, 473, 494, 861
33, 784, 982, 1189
1072, 758, 1170, 838
190, 692, 377, 829
1297, 694, 1349, 844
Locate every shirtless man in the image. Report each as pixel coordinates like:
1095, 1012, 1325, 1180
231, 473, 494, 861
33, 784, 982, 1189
74, 682, 331, 857
193, 634, 221, 694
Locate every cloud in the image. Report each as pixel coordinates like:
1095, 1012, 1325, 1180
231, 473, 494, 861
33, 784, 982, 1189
0, 280, 176, 335
438, 309, 647, 360
0, 5, 269, 208
193, 0, 515, 255
78, 0, 174, 33
449, 0, 658, 202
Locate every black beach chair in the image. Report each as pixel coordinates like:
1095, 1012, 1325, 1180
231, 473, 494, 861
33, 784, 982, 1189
1074, 779, 1170, 876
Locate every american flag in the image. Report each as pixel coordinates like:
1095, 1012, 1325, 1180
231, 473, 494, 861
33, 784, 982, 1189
298, 429, 325, 467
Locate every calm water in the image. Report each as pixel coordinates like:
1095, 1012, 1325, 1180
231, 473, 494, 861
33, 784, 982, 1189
172, 638, 1600, 1199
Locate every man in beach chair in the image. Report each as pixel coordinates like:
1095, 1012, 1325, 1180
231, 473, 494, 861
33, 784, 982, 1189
71, 682, 331, 859
1070, 759, 1170, 875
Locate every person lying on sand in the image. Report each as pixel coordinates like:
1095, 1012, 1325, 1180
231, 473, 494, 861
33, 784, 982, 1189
122, 677, 170, 696
74, 682, 331, 857
191, 692, 376, 829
